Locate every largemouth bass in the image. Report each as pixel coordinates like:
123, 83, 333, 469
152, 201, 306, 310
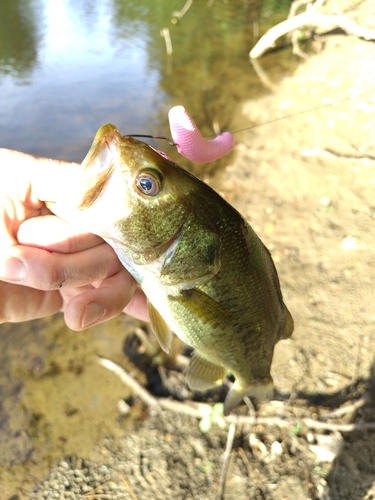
47, 124, 294, 415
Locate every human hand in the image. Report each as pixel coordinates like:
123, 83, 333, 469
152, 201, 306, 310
0, 148, 148, 329
0, 108, 234, 329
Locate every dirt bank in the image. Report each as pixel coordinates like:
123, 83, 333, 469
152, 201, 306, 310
3, 33, 375, 500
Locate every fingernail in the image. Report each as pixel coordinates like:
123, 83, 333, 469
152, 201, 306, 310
82, 303, 106, 328
0, 257, 26, 281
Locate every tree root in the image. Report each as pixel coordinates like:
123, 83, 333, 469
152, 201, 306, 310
250, 12, 375, 59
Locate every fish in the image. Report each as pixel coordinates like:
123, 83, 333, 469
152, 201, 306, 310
47, 124, 294, 415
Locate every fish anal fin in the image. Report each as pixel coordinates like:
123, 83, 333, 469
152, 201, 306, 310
224, 377, 274, 416
282, 307, 294, 340
187, 351, 226, 391
147, 300, 172, 354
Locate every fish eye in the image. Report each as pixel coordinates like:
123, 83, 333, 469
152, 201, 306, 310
135, 170, 162, 196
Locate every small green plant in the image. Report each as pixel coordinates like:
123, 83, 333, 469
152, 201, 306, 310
290, 421, 303, 435
198, 461, 215, 474
314, 466, 327, 477
198, 402, 227, 433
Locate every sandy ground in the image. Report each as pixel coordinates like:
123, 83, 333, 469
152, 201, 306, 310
1, 33, 375, 500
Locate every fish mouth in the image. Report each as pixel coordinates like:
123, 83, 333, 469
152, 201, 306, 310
77, 163, 115, 210
46, 126, 123, 226
77, 126, 122, 210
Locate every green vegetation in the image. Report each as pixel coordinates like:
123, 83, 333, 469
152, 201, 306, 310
198, 402, 227, 434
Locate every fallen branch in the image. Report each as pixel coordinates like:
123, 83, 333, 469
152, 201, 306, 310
288, 0, 326, 19
84, 474, 138, 499
250, 12, 375, 59
160, 28, 173, 56
319, 393, 371, 419
249, 58, 278, 91
84, 481, 113, 498
219, 423, 236, 499
172, 0, 193, 21
238, 447, 256, 478
97, 357, 375, 433
121, 473, 139, 500
96, 357, 158, 407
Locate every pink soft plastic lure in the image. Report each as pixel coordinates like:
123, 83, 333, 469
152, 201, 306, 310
168, 105, 235, 163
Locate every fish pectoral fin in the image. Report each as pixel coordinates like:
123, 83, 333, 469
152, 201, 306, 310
223, 377, 274, 416
147, 300, 172, 354
159, 220, 221, 287
282, 306, 294, 339
170, 288, 230, 327
186, 351, 226, 391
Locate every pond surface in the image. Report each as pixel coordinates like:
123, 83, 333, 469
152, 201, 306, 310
0, 0, 301, 497
0, 0, 294, 161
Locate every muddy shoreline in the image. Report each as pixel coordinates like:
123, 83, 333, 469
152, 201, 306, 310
2, 33, 375, 500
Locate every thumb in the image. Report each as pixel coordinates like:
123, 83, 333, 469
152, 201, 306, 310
0, 148, 79, 206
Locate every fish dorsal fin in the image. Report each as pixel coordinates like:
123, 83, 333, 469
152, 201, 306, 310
187, 351, 226, 390
159, 218, 221, 287
170, 288, 231, 327
147, 300, 172, 353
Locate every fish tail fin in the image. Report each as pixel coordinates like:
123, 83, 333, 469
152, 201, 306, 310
223, 377, 274, 416
282, 306, 294, 340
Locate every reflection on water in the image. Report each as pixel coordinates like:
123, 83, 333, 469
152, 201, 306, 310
0, 0, 42, 79
0, 0, 297, 496
0, 0, 294, 161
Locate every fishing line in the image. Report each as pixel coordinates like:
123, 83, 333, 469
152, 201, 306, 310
128, 87, 375, 146
230, 87, 375, 135
127, 134, 178, 146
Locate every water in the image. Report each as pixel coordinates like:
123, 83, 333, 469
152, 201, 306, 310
0, 0, 298, 496
0, 0, 294, 161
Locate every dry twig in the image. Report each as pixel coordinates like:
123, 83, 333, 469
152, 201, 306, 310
289, 0, 328, 57
160, 28, 173, 56
219, 423, 236, 499
172, 0, 193, 21
238, 447, 256, 478
121, 473, 139, 500
319, 393, 371, 419
83, 481, 113, 498
96, 357, 158, 407
84, 496, 111, 499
